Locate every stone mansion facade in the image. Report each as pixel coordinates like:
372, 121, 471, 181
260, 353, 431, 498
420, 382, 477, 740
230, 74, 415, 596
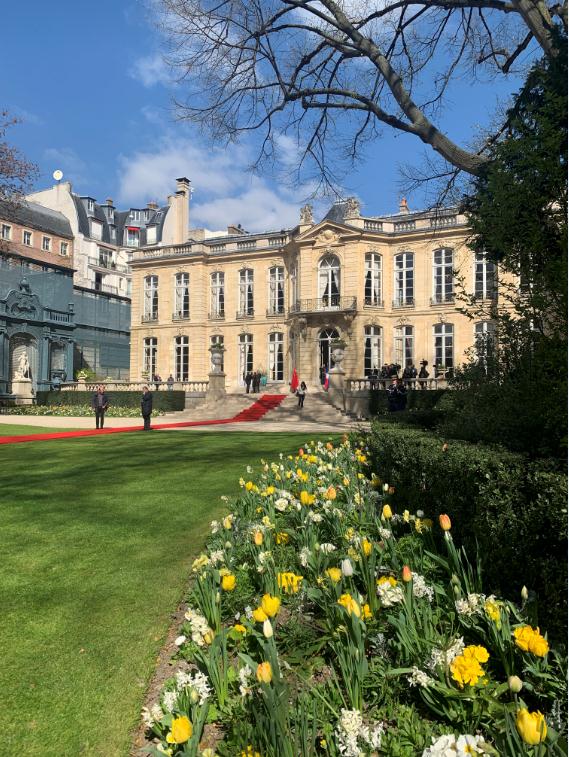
129, 197, 498, 390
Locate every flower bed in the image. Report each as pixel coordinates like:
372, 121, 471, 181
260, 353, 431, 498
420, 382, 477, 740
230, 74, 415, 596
1, 405, 163, 418
141, 439, 567, 756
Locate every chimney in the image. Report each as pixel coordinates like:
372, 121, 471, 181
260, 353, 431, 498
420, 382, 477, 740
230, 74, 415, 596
399, 197, 410, 214
105, 198, 114, 206
169, 177, 191, 244
227, 224, 247, 236
147, 201, 158, 210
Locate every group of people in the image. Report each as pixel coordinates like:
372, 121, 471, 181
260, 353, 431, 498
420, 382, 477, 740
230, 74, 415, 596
243, 371, 264, 393
153, 374, 176, 391
91, 384, 154, 431
387, 377, 408, 412
368, 361, 431, 389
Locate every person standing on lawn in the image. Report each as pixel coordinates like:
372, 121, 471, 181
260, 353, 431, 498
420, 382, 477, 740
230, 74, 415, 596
91, 384, 109, 429
141, 386, 153, 431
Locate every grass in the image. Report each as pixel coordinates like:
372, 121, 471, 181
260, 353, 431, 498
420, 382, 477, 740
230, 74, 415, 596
0, 430, 339, 756
0, 423, 82, 435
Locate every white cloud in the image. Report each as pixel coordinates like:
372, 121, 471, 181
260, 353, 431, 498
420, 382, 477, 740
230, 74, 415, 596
129, 53, 171, 88
116, 136, 314, 231
43, 147, 88, 186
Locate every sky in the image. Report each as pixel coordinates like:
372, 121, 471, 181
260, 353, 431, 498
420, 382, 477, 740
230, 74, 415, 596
1, 0, 528, 232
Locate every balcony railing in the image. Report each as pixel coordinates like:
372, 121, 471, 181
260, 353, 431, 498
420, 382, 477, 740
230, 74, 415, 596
266, 307, 285, 317
430, 293, 455, 305
44, 308, 73, 325
236, 309, 255, 319
290, 296, 357, 314
141, 313, 158, 323
94, 283, 119, 294
209, 311, 225, 320
88, 257, 129, 273
392, 296, 415, 308
364, 296, 384, 307
363, 220, 383, 232
394, 220, 416, 232
172, 311, 190, 321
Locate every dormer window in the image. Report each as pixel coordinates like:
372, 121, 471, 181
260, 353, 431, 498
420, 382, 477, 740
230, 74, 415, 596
91, 220, 103, 240
126, 227, 140, 247
130, 210, 141, 222
87, 199, 95, 212
107, 207, 114, 222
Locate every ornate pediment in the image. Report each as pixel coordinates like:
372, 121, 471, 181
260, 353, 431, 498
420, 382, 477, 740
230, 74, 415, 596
296, 220, 361, 246
4, 282, 43, 322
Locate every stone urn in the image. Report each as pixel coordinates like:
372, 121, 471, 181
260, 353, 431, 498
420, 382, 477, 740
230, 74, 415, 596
330, 340, 347, 373
209, 344, 225, 374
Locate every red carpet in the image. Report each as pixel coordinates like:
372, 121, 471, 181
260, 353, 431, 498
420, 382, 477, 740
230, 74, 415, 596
0, 394, 287, 446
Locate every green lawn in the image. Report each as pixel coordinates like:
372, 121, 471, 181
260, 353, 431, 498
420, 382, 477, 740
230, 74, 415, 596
0, 430, 338, 756
0, 423, 82, 435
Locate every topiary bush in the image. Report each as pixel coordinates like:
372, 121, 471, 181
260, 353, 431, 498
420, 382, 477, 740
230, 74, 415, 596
365, 422, 568, 642
35, 390, 186, 412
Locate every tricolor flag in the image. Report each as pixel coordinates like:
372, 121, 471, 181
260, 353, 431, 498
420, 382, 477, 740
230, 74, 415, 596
290, 367, 299, 393
323, 368, 329, 391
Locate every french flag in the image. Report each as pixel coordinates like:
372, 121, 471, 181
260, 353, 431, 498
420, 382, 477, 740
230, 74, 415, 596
324, 368, 329, 391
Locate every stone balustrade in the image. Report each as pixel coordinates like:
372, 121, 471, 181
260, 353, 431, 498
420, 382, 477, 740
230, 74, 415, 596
62, 380, 209, 394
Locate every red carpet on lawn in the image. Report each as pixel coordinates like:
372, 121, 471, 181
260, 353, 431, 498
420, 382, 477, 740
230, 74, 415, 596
0, 394, 287, 445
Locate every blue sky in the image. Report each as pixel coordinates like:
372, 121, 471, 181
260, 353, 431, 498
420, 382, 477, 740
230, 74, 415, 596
1, 0, 528, 231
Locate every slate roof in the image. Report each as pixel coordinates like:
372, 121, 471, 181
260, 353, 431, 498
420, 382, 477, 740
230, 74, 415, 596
0, 200, 74, 239
71, 195, 170, 247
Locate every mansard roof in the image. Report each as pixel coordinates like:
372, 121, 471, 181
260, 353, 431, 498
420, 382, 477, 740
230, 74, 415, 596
0, 200, 74, 239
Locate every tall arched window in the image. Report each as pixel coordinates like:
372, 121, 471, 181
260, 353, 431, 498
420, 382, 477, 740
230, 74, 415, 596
143, 275, 158, 320
174, 336, 189, 380
174, 273, 189, 319
364, 253, 382, 306
210, 272, 225, 319
238, 333, 253, 381
318, 255, 341, 309
319, 327, 340, 376
393, 253, 414, 307
268, 266, 285, 315
238, 269, 254, 316
364, 326, 382, 375
268, 332, 284, 380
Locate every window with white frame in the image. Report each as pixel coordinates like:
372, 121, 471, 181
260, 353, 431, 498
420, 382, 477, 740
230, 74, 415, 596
433, 247, 454, 303
318, 254, 341, 307
22, 230, 32, 246
364, 326, 382, 375
98, 247, 112, 267
239, 269, 254, 316
174, 335, 189, 381
1, 224, 11, 240
130, 210, 141, 221
210, 335, 224, 372
87, 199, 95, 212
143, 337, 157, 377
60, 242, 69, 256
126, 228, 140, 247
210, 272, 225, 317
394, 252, 414, 306
147, 226, 157, 245
238, 333, 253, 381
143, 275, 159, 319
364, 253, 382, 305
268, 332, 284, 381
174, 272, 190, 318
474, 321, 495, 367
268, 266, 285, 314
91, 220, 103, 240
42, 236, 52, 251
394, 325, 414, 368
474, 252, 497, 299
434, 323, 454, 369
290, 263, 298, 307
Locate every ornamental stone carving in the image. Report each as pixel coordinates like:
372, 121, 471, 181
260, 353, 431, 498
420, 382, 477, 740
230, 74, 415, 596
345, 197, 361, 217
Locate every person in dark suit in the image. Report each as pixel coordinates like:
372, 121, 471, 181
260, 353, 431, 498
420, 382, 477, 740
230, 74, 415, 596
244, 372, 252, 393
141, 386, 153, 430
91, 384, 110, 429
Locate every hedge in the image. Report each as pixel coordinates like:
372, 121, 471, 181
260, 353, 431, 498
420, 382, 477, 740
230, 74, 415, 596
365, 422, 568, 641
35, 390, 186, 412
369, 388, 449, 429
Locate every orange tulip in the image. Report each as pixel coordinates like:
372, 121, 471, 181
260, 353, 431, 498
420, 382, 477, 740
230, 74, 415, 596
439, 514, 452, 531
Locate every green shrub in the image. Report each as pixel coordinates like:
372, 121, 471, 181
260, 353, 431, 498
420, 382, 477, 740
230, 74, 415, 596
35, 390, 186, 412
2, 404, 162, 418
365, 422, 568, 641
369, 389, 448, 429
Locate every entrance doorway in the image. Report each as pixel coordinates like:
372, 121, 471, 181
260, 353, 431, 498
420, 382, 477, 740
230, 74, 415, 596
318, 328, 339, 384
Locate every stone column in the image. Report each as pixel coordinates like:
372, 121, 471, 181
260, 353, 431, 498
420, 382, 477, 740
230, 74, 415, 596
328, 340, 346, 412
207, 371, 226, 402
0, 329, 8, 394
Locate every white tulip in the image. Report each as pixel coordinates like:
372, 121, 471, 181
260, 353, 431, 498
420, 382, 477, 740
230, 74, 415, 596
263, 619, 274, 638
341, 558, 354, 577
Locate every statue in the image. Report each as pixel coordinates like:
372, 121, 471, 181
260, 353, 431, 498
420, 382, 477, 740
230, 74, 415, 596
345, 197, 361, 217
300, 204, 313, 225
15, 350, 30, 380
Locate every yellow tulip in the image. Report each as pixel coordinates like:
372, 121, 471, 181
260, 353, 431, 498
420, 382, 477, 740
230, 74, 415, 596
245, 481, 254, 491
300, 490, 316, 506
382, 504, 393, 520
325, 567, 342, 583
513, 626, 549, 657
325, 485, 337, 500
253, 530, 264, 546
221, 574, 236, 591
233, 623, 247, 634
266, 485, 275, 495
261, 593, 281, 617
256, 661, 273, 683
275, 532, 289, 545
402, 565, 412, 582
252, 607, 268, 622
337, 592, 361, 617
362, 603, 372, 620
167, 716, 192, 744
516, 709, 547, 745
361, 538, 372, 557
